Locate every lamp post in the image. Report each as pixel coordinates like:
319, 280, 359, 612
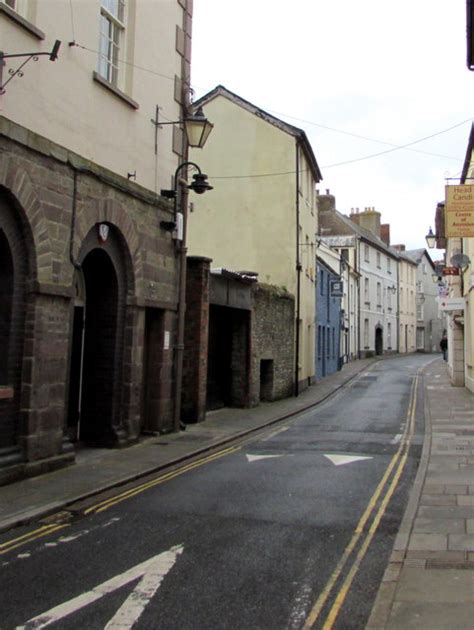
161, 162, 213, 433
425, 227, 437, 249
151, 106, 214, 155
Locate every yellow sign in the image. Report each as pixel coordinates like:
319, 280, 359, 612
445, 185, 474, 237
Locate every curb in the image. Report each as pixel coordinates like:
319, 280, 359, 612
366, 358, 438, 629
0, 360, 376, 535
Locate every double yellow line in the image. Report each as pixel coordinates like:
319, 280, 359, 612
84, 445, 240, 515
304, 373, 419, 629
0, 445, 240, 556
0, 523, 68, 555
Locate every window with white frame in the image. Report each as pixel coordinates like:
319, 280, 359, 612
376, 252, 381, 268
98, 0, 125, 86
387, 322, 392, 349
364, 319, 369, 347
387, 287, 392, 310
416, 301, 424, 321
364, 244, 369, 262
387, 257, 391, 274
376, 282, 381, 308
364, 277, 369, 303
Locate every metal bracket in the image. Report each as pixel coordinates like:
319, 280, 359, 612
0, 40, 61, 95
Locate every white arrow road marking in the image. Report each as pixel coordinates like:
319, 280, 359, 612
390, 433, 402, 445
324, 454, 373, 466
246, 454, 288, 463
16, 544, 183, 630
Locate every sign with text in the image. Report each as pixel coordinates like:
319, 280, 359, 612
330, 279, 344, 297
445, 185, 474, 237
438, 297, 465, 311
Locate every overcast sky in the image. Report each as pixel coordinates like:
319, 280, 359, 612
190, 0, 473, 258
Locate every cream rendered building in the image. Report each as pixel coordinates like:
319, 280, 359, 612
394, 249, 417, 353
188, 86, 322, 392
0, 0, 188, 193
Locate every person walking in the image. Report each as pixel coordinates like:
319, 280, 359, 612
440, 333, 448, 361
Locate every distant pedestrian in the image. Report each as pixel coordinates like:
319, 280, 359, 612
440, 333, 447, 361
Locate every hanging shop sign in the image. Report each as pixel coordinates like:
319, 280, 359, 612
330, 279, 344, 297
442, 266, 459, 276
438, 297, 465, 311
445, 185, 474, 238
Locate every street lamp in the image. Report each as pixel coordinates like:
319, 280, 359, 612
151, 106, 214, 154
161, 161, 213, 432
425, 227, 437, 249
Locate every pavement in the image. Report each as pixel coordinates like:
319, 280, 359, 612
0, 355, 473, 628
367, 357, 474, 629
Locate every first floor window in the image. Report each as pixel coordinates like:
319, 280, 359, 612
364, 319, 369, 347
98, 0, 125, 85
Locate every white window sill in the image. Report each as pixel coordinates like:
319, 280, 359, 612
93, 71, 139, 110
0, 3, 44, 39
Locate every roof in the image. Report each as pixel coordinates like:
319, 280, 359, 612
193, 85, 323, 183
319, 208, 399, 259
391, 248, 418, 266
210, 268, 258, 284
316, 256, 340, 277
405, 248, 436, 270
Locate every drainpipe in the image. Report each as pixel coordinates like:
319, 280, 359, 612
294, 141, 301, 397
357, 239, 361, 358
396, 258, 400, 352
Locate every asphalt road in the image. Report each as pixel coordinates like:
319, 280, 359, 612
0, 355, 431, 630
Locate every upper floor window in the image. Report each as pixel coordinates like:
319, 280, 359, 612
98, 0, 125, 86
364, 277, 369, 303
376, 252, 381, 268
376, 282, 381, 307
387, 257, 391, 274
3, 0, 16, 8
364, 244, 369, 263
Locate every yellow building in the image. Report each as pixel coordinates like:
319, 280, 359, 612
188, 86, 322, 392
396, 250, 417, 353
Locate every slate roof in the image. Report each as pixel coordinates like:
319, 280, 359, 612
405, 248, 436, 270
319, 208, 399, 259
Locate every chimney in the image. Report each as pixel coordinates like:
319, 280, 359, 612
350, 206, 381, 237
380, 223, 390, 246
392, 244, 406, 252
317, 188, 336, 212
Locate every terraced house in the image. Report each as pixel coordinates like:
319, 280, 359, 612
0, 0, 196, 483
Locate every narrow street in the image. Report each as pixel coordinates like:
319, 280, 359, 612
0, 355, 431, 630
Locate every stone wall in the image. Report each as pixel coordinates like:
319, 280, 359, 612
0, 120, 179, 484
250, 284, 295, 404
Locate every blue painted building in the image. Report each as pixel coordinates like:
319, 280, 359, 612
316, 258, 342, 380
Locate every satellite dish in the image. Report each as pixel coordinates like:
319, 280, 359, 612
450, 253, 471, 268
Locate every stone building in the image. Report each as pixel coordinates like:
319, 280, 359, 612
182, 257, 294, 423
0, 0, 195, 484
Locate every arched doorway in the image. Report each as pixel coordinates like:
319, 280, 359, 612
0, 191, 29, 453
375, 326, 383, 356
68, 246, 123, 445
0, 230, 14, 385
